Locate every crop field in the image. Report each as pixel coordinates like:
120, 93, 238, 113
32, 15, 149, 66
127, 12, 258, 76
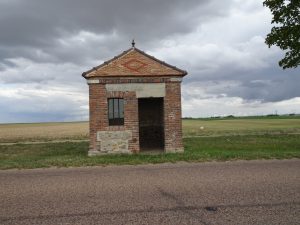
183, 117, 300, 137
0, 122, 89, 143
1, 116, 300, 143
0, 116, 300, 169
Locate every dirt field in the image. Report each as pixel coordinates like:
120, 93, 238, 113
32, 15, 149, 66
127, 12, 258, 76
0, 117, 300, 143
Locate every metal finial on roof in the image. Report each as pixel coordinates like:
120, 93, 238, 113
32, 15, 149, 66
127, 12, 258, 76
132, 39, 135, 48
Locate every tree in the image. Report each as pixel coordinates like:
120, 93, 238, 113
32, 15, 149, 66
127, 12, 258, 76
263, 0, 300, 69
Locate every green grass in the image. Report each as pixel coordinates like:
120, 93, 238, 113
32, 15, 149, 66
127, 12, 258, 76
1, 117, 299, 169
1, 134, 299, 170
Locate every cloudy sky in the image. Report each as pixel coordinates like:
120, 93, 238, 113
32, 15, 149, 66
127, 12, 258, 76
0, 0, 299, 123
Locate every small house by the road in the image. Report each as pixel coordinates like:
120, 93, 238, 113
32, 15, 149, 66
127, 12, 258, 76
82, 41, 187, 155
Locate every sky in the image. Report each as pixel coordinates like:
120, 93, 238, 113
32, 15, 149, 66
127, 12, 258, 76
0, 0, 299, 123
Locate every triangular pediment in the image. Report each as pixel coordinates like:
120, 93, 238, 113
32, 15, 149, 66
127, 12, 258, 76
82, 47, 187, 78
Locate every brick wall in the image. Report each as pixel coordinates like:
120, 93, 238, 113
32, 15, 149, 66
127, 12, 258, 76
164, 81, 183, 152
124, 92, 140, 153
89, 83, 107, 152
88, 77, 183, 155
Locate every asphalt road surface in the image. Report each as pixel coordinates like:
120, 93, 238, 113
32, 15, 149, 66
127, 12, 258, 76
0, 159, 299, 225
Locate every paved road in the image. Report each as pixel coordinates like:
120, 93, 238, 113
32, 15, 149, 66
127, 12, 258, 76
0, 160, 299, 225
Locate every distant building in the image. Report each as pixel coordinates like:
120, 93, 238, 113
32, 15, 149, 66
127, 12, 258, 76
82, 41, 187, 155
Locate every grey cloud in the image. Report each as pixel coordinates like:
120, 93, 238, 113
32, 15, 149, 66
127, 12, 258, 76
0, 0, 299, 122
0, 58, 88, 86
0, 0, 232, 64
167, 38, 300, 103
0, 85, 88, 123
190, 68, 300, 103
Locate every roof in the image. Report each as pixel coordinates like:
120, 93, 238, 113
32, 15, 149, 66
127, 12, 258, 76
82, 47, 187, 78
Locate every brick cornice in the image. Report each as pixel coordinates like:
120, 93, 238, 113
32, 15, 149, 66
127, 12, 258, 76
86, 77, 182, 84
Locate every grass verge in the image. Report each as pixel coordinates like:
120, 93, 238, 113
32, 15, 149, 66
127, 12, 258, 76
0, 134, 299, 170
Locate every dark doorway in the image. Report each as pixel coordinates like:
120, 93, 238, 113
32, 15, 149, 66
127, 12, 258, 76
138, 98, 164, 151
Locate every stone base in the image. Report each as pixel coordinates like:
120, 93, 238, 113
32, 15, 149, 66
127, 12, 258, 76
94, 130, 132, 154
88, 150, 133, 156
165, 147, 184, 153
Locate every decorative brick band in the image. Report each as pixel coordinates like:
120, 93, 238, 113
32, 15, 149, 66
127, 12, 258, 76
86, 76, 182, 85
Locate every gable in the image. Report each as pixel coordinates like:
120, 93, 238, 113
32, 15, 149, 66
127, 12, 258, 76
82, 48, 187, 78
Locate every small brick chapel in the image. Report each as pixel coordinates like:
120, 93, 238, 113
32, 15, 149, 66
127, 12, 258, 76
82, 41, 187, 155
